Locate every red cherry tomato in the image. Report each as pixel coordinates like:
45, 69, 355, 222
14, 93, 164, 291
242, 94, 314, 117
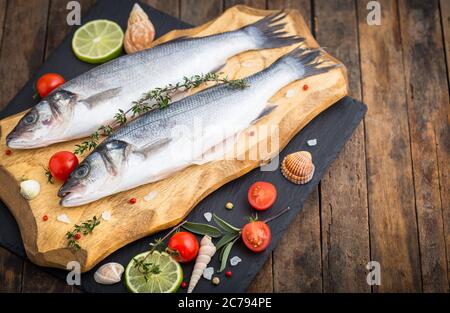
241, 221, 272, 253
168, 232, 199, 263
36, 73, 65, 98
48, 151, 79, 181
247, 181, 277, 211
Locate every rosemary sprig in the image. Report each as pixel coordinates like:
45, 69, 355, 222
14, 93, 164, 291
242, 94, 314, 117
73, 73, 248, 155
66, 216, 101, 251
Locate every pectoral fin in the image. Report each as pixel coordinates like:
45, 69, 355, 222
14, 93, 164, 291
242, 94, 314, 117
133, 138, 172, 159
251, 104, 277, 124
82, 87, 122, 109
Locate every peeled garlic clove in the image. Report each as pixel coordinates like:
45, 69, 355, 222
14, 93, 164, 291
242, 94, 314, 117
94, 262, 124, 285
281, 151, 315, 185
20, 180, 40, 200
124, 3, 155, 54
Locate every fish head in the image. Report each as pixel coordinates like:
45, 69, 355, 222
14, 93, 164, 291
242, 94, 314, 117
6, 90, 77, 148
58, 141, 129, 207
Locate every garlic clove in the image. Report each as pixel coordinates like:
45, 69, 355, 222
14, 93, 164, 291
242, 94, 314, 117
19, 180, 41, 200
94, 262, 124, 285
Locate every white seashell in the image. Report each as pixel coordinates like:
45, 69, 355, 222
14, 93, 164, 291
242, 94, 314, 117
230, 256, 242, 266
94, 262, 124, 285
57, 214, 71, 224
101, 211, 112, 221
144, 191, 158, 201
204, 212, 212, 222
285, 89, 295, 98
203, 267, 214, 280
20, 180, 41, 200
307, 139, 317, 146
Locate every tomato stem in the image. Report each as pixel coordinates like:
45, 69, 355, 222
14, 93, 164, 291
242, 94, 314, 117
264, 206, 292, 224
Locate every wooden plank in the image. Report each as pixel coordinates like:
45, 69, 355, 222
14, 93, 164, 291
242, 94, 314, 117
398, 0, 450, 292
0, 0, 50, 293
224, 0, 267, 9
145, 0, 180, 17
0, 0, 21, 294
45, 0, 95, 58
315, 0, 370, 292
440, 0, 450, 88
0, 247, 22, 292
22, 261, 73, 293
357, 0, 421, 292
439, 0, 450, 288
267, 0, 323, 293
180, 0, 223, 25
0, 0, 50, 111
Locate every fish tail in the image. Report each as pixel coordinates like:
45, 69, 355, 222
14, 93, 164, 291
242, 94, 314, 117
279, 46, 342, 78
243, 11, 304, 49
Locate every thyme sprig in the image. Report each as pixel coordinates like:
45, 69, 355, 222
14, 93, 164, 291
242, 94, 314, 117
73, 73, 248, 155
66, 216, 101, 251
133, 221, 186, 280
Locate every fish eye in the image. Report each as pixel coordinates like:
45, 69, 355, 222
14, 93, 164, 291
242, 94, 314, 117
74, 164, 90, 178
23, 113, 37, 125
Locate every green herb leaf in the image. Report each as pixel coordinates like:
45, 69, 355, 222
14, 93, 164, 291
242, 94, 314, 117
213, 214, 241, 234
215, 233, 240, 251
218, 238, 238, 272
182, 221, 222, 238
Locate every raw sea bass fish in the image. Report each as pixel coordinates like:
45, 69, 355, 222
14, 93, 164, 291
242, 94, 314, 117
6, 12, 302, 149
59, 48, 339, 207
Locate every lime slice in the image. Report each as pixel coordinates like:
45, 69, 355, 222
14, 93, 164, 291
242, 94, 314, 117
72, 19, 124, 64
125, 251, 183, 293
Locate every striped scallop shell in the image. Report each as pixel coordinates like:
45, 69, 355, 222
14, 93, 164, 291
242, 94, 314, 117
281, 151, 315, 185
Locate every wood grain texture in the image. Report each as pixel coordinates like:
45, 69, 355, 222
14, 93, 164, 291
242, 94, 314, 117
180, 0, 223, 25
0, 247, 22, 292
358, 0, 421, 292
315, 0, 370, 292
145, 0, 180, 17
22, 261, 73, 293
224, 0, 267, 9
398, 0, 450, 292
267, 0, 324, 293
0, 5, 348, 273
440, 0, 450, 89
0, 0, 50, 111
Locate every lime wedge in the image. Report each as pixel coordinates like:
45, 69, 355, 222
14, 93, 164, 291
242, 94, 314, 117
125, 251, 183, 293
72, 19, 124, 64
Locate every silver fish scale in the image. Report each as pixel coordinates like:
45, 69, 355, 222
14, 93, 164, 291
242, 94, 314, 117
63, 32, 250, 98
108, 83, 257, 147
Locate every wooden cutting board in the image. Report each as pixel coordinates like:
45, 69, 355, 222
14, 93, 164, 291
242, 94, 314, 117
0, 5, 347, 272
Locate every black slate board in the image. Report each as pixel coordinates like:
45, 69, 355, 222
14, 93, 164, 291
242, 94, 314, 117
0, 0, 367, 293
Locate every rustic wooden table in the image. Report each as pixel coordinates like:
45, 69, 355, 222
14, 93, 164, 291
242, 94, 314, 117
0, 0, 448, 293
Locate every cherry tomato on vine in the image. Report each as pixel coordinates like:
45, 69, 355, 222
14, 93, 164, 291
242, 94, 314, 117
168, 231, 199, 263
242, 220, 272, 253
48, 151, 79, 181
36, 73, 65, 98
247, 181, 277, 211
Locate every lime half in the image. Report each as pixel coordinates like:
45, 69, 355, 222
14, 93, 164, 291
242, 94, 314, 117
125, 251, 183, 293
72, 19, 124, 64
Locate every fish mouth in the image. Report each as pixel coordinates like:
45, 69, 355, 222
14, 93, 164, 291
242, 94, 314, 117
58, 185, 88, 207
